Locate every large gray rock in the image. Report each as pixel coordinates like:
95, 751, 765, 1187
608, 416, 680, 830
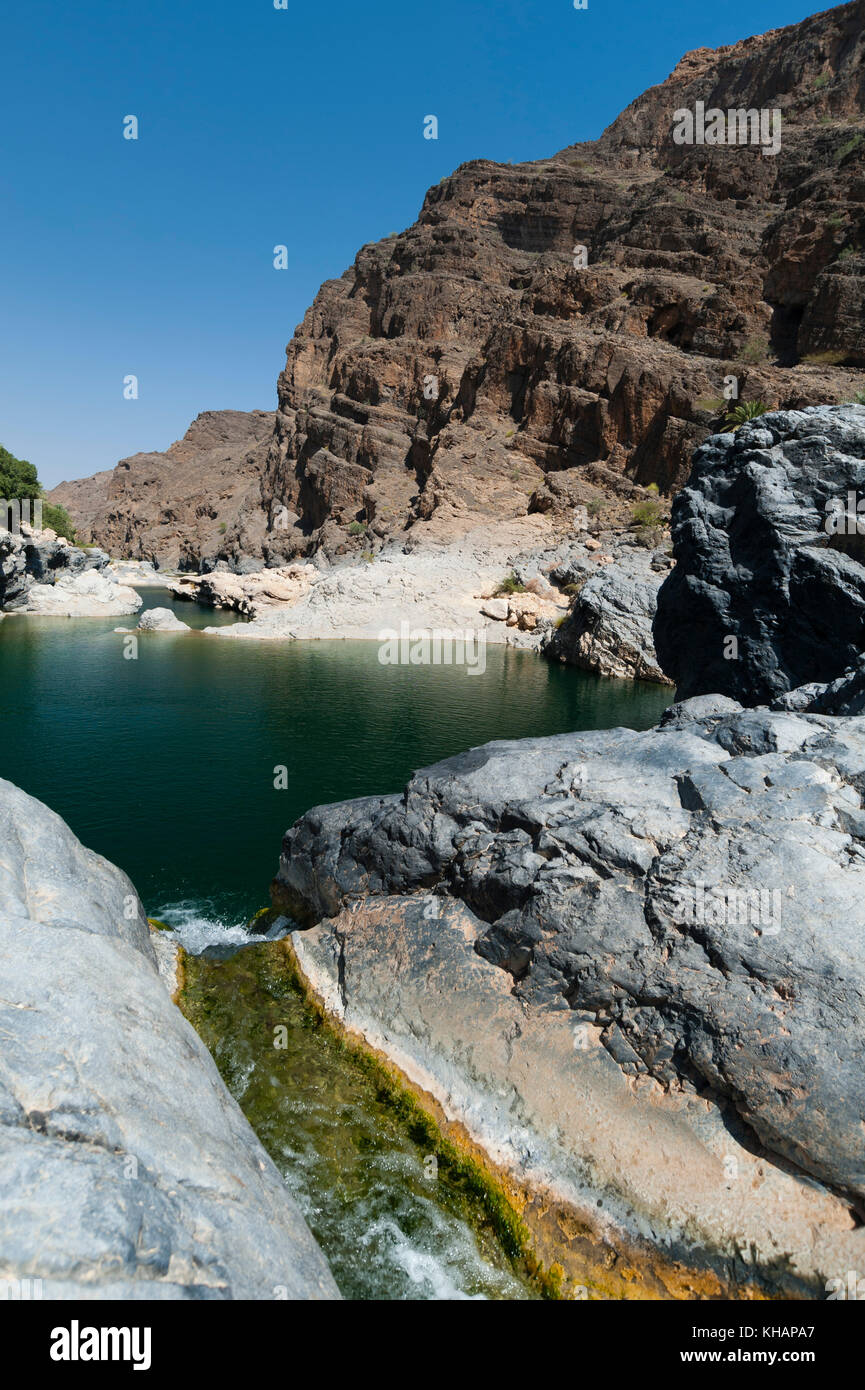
0, 778, 339, 1300
277, 703, 865, 1221
137, 606, 189, 632
545, 547, 672, 683
22, 568, 142, 616
291, 888, 864, 1299
0, 528, 135, 615
654, 405, 865, 706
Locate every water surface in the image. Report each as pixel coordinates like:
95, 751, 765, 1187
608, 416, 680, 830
0, 591, 670, 923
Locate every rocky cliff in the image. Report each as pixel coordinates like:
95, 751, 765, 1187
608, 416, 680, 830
0, 778, 339, 1299
49, 410, 274, 572
260, 0, 865, 563
54, 3, 865, 571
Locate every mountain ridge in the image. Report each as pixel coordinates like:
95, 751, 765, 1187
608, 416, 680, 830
53, 1, 865, 569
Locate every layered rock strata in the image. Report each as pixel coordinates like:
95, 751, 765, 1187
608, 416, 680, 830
49, 411, 275, 572
53, 4, 865, 569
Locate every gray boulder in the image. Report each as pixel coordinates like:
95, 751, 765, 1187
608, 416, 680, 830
654, 405, 865, 706
137, 606, 189, 632
545, 547, 672, 683
277, 705, 865, 1214
0, 529, 116, 612
0, 778, 339, 1300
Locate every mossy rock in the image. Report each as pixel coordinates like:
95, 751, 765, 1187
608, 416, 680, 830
147, 917, 175, 933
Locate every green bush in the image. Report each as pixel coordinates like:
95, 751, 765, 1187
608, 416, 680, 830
631, 497, 662, 528
494, 570, 526, 596
723, 400, 769, 430
0, 444, 76, 540
40, 502, 76, 541
347, 521, 366, 536
835, 133, 863, 165
0, 444, 39, 503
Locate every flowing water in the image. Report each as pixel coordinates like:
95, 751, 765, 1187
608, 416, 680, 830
0, 588, 671, 1298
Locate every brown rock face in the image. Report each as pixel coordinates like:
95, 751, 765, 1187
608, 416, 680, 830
50, 411, 274, 571
54, 5, 865, 569
263, 0, 865, 560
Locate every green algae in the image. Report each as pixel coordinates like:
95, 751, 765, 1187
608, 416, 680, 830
179, 936, 545, 1300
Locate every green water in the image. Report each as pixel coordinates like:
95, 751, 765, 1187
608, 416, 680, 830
0, 589, 670, 1299
0, 591, 670, 925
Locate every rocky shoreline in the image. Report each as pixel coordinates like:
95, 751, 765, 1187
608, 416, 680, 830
0, 515, 674, 686
268, 407, 865, 1298
0, 527, 141, 617
274, 701, 865, 1299
163, 516, 673, 683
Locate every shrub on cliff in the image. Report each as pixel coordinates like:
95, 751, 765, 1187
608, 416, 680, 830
494, 571, 526, 596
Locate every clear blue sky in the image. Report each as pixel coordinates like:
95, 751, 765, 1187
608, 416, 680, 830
0, 0, 823, 487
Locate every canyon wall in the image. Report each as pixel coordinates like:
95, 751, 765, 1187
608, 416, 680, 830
54, 2, 865, 569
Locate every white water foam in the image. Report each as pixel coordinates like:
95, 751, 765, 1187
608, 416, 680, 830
153, 900, 292, 955
359, 1216, 491, 1301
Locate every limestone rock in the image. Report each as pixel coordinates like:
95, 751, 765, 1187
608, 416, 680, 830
290, 888, 864, 1299
0, 778, 339, 1300
277, 705, 865, 1265
204, 516, 565, 645
546, 546, 672, 683
22, 568, 142, 617
479, 597, 509, 622
654, 404, 865, 704
0, 529, 143, 616
137, 607, 190, 632
168, 563, 318, 619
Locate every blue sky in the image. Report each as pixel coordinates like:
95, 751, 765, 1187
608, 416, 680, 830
0, 0, 822, 487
